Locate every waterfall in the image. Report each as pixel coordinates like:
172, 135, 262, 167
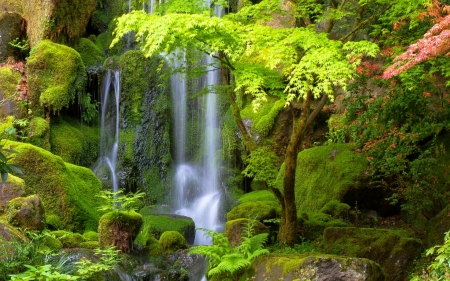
173, 6, 223, 245
94, 70, 120, 194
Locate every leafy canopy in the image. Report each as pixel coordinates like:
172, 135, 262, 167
111, 0, 378, 108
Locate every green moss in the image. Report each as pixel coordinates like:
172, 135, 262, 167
276, 143, 367, 214
46, 214, 62, 230
6, 195, 45, 231
299, 212, 350, 241
137, 213, 195, 242
227, 201, 281, 221
240, 97, 285, 136
83, 230, 99, 242
103, 55, 121, 70
0, 66, 21, 100
238, 190, 278, 204
98, 210, 143, 249
8, 141, 103, 232
40, 235, 63, 251
47, 0, 97, 43
50, 117, 99, 167
51, 230, 85, 248
0, 116, 14, 132
27, 40, 86, 115
26, 117, 50, 150
320, 200, 351, 219
75, 38, 104, 68
80, 241, 100, 249
323, 227, 422, 281
159, 231, 186, 253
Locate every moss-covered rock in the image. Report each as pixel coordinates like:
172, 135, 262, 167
159, 231, 187, 253
242, 253, 385, 281
40, 234, 63, 251
75, 37, 104, 69
26, 117, 50, 150
6, 194, 45, 231
80, 241, 100, 249
0, 66, 21, 117
225, 219, 269, 247
9, 141, 103, 231
27, 40, 86, 115
0, 219, 26, 244
22, 0, 96, 46
276, 143, 368, 214
320, 199, 351, 220
83, 230, 99, 242
98, 210, 143, 253
50, 117, 99, 167
51, 230, 85, 248
136, 212, 195, 244
227, 200, 281, 221
298, 212, 350, 241
0, 175, 25, 213
323, 227, 422, 281
238, 190, 278, 204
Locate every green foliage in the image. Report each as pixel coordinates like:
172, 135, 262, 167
242, 147, 279, 188
79, 93, 99, 123
190, 220, 269, 281
74, 37, 104, 68
74, 246, 120, 279
10, 264, 79, 281
96, 189, 145, 213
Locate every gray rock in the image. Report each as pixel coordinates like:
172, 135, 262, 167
0, 12, 22, 62
247, 254, 385, 281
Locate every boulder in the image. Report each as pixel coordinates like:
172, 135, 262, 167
0, 12, 22, 62
159, 231, 187, 253
6, 194, 45, 231
51, 230, 85, 248
243, 254, 385, 281
323, 227, 423, 281
98, 210, 143, 253
225, 218, 269, 247
227, 201, 280, 221
0, 174, 25, 213
136, 210, 195, 245
9, 141, 103, 232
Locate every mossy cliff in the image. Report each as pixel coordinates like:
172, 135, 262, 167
117, 50, 171, 203
27, 40, 86, 116
8, 141, 103, 232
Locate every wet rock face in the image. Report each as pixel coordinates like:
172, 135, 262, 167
0, 12, 23, 62
6, 194, 46, 231
247, 254, 385, 281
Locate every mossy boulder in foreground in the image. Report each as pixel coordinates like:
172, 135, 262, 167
6, 194, 45, 231
323, 227, 422, 281
9, 141, 103, 232
51, 230, 85, 248
98, 210, 143, 253
243, 253, 385, 281
159, 231, 187, 253
137, 210, 195, 244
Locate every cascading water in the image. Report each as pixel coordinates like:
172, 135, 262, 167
93, 70, 120, 194
173, 6, 223, 245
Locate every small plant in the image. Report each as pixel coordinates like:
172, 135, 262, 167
411, 230, 450, 281
10, 264, 79, 281
96, 189, 145, 212
74, 246, 121, 279
79, 94, 99, 123
190, 219, 269, 281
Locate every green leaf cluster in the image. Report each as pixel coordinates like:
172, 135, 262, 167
190, 220, 269, 280
96, 189, 145, 213
0, 128, 22, 182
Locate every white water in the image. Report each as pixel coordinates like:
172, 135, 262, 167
93, 70, 120, 194
172, 5, 223, 245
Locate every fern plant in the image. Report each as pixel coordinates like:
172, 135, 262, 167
96, 189, 145, 212
190, 220, 269, 281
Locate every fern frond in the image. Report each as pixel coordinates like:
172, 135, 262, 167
247, 248, 269, 261
208, 254, 250, 277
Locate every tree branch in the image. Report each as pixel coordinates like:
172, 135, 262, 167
306, 93, 328, 127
